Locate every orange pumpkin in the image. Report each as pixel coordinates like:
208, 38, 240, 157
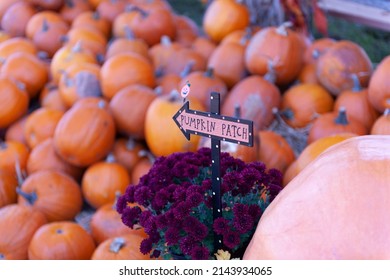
23, 107, 64, 149
203, 0, 250, 43
163, 47, 207, 77
17, 170, 83, 222
39, 83, 68, 112
367, 55, 390, 113
173, 14, 199, 47
1, 1, 36, 38
4, 116, 28, 146
0, 37, 37, 63
26, 138, 83, 180
0, 170, 18, 207
91, 233, 151, 260
28, 221, 96, 260
191, 36, 217, 61
0, 140, 29, 176
0, 77, 29, 129
81, 154, 131, 209
370, 108, 390, 135
26, 0, 64, 10
96, 0, 127, 23
0, 204, 47, 260
131, 150, 154, 185
72, 10, 111, 38
53, 98, 116, 167
303, 37, 336, 65
244, 135, 390, 259
59, 0, 92, 24
111, 137, 146, 174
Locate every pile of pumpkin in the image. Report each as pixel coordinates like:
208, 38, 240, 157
0, 0, 389, 260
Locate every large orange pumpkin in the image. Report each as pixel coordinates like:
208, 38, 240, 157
367, 55, 390, 113
0, 204, 47, 260
244, 135, 390, 259
0, 170, 18, 207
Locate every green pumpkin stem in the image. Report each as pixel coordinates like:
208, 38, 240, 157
16, 187, 38, 205
109, 237, 126, 253
334, 107, 349, 125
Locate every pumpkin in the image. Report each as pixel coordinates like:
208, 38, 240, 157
59, 0, 92, 24
90, 199, 145, 244
297, 63, 318, 84
367, 55, 390, 113
191, 36, 217, 61
257, 130, 295, 174
23, 107, 64, 149
370, 108, 390, 135
155, 73, 181, 96
72, 10, 111, 38
58, 62, 102, 108
96, 0, 127, 23
0, 170, 18, 207
111, 137, 147, 174
53, 98, 116, 167
307, 107, 368, 144
179, 67, 228, 110
100, 52, 155, 100
1, 1, 36, 38
0, 204, 47, 260
26, 0, 64, 10
173, 14, 199, 47
28, 221, 96, 260
91, 233, 151, 260
220, 26, 259, 47
207, 40, 248, 89
221, 75, 282, 130
0, 140, 29, 176
283, 133, 357, 185
4, 116, 28, 146
203, 0, 250, 43
109, 84, 157, 139
0, 0, 21, 21
316, 40, 373, 96
334, 75, 379, 131
145, 91, 205, 157
0, 77, 29, 129
81, 154, 131, 209
244, 135, 390, 259
163, 47, 207, 77
245, 22, 305, 86
112, 4, 176, 47
17, 170, 83, 222
39, 83, 68, 112
280, 83, 334, 128
303, 37, 336, 65
148, 35, 183, 73
131, 150, 154, 185
26, 138, 83, 180
0, 37, 37, 63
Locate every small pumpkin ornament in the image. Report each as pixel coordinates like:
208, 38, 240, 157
26, 138, 83, 181
111, 137, 146, 174
1, 1, 36, 38
23, 107, 64, 149
203, 0, 250, 43
0, 170, 18, 207
109, 84, 158, 139
307, 107, 368, 144
334, 74, 379, 131
100, 52, 155, 100
0, 77, 29, 129
0, 204, 47, 260
316, 40, 373, 96
53, 98, 116, 167
367, 55, 390, 113
221, 75, 282, 130
81, 154, 131, 209
28, 221, 96, 260
244, 135, 390, 259
257, 130, 295, 174
245, 22, 305, 86
17, 170, 83, 222
91, 233, 151, 260
280, 83, 334, 128
90, 198, 145, 244
144, 90, 205, 157
370, 108, 390, 135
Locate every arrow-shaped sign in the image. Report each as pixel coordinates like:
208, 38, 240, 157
173, 101, 253, 147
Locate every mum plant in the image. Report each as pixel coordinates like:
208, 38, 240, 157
117, 147, 282, 260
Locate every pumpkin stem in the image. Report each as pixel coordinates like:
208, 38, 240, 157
125, 137, 136, 150
65, 0, 74, 8
276, 21, 293, 36
112, 191, 122, 210
105, 153, 116, 163
71, 40, 83, 53
97, 99, 107, 109
16, 187, 38, 205
334, 107, 349, 125
234, 104, 241, 118
384, 108, 390, 117
280, 108, 294, 120
168, 89, 180, 102
179, 61, 195, 78
0, 253, 4, 259
42, 19, 50, 32
124, 26, 135, 40
92, 11, 101, 20
138, 149, 155, 164
239, 26, 253, 46
109, 237, 126, 253
264, 58, 277, 84
125, 4, 148, 17
204, 67, 214, 78
0, 140, 7, 150
160, 35, 172, 46
349, 73, 362, 92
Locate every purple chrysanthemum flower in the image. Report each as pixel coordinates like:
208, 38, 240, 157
121, 206, 141, 228
249, 161, 266, 173
134, 186, 153, 207
221, 171, 238, 193
179, 235, 197, 255
186, 192, 203, 207
213, 217, 230, 235
155, 213, 168, 229
151, 189, 170, 211
190, 245, 210, 260
223, 230, 241, 249
165, 227, 181, 245
268, 168, 283, 185
172, 202, 191, 221
233, 203, 249, 217
183, 216, 208, 241
182, 164, 200, 179
233, 213, 254, 234
200, 178, 212, 192
248, 204, 262, 221
173, 186, 187, 201
151, 250, 161, 259
116, 194, 128, 214
140, 238, 153, 254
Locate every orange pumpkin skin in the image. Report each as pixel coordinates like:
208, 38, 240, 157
316, 40, 373, 96
131, 153, 154, 185
18, 170, 83, 222
303, 37, 336, 65
0, 140, 29, 176
1, 1, 36, 38
145, 93, 205, 157
281, 83, 334, 128
39, 83, 68, 112
111, 138, 146, 174
72, 10, 111, 39
4, 116, 28, 146
53, 99, 116, 167
221, 75, 282, 130
370, 109, 390, 135
81, 157, 131, 209
0, 37, 37, 63
59, 0, 92, 24
0, 77, 29, 129
203, 0, 250, 43
28, 221, 96, 260
245, 24, 305, 86
367, 55, 390, 113
0, 170, 18, 207
297, 63, 319, 84
191, 36, 217, 61
244, 135, 390, 259
27, 138, 83, 181
91, 233, 151, 260
0, 204, 47, 260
